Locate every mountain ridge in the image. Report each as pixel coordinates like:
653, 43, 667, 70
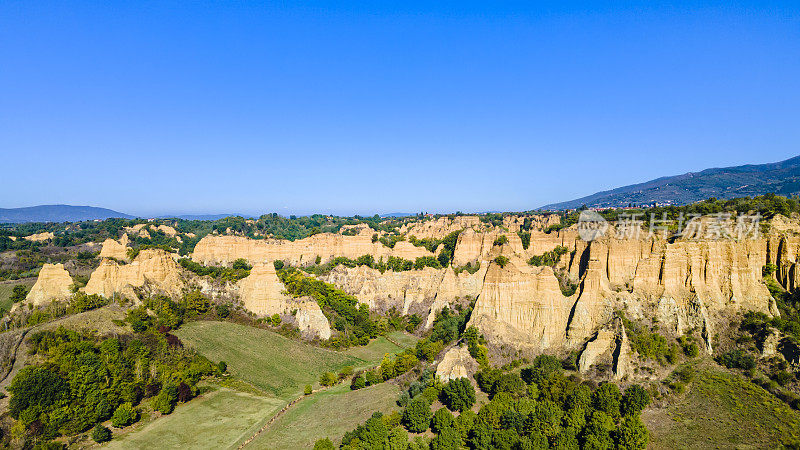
540, 155, 800, 210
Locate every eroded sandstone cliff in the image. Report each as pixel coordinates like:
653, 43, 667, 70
23, 263, 73, 307
84, 249, 186, 300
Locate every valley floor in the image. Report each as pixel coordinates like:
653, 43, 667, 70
95, 321, 417, 449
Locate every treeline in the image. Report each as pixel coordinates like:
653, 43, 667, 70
324, 355, 650, 450
299, 254, 445, 277
178, 258, 252, 282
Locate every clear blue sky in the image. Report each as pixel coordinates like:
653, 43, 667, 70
2, 1, 798, 217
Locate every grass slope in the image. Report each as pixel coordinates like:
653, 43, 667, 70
643, 367, 800, 449
0, 279, 35, 313
106, 387, 284, 450
173, 321, 416, 399
251, 382, 401, 449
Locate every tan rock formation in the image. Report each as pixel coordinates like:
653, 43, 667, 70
99, 234, 129, 261
468, 258, 576, 350
23, 264, 73, 306
236, 263, 290, 316
191, 234, 434, 266
295, 300, 332, 340
401, 216, 482, 240
84, 249, 185, 300
23, 232, 54, 242
436, 345, 478, 382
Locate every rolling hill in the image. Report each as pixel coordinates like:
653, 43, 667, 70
541, 155, 800, 210
0, 204, 133, 223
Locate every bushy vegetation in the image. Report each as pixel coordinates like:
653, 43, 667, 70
528, 245, 569, 267
300, 254, 443, 276
620, 313, 679, 365
7, 326, 215, 443
178, 258, 251, 282
278, 268, 381, 348
517, 231, 531, 250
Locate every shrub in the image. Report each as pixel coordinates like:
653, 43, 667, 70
91, 424, 111, 443
313, 438, 335, 450
320, 372, 338, 387
716, 349, 756, 370
304, 385, 313, 395
153, 383, 178, 414
111, 402, 138, 427
494, 256, 509, 268
215, 303, 230, 318
10, 285, 28, 303
273, 260, 284, 270
493, 235, 509, 246
351, 375, 366, 390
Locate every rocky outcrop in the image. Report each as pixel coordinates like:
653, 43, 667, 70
23, 264, 73, 306
23, 232, 54, 242
236, 263, 290, 316
436, 345, 478, 382
99, 234, 129, 261
191, 234, 434, 266
295, 300, 332, 340
468, 258, 576, 350
321, 265, 486, 325
577, 318, 631, 379
84, 249, 185, 300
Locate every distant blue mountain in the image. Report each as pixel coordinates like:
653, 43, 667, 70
540, 155, 800, 210
0, 205, 134, 223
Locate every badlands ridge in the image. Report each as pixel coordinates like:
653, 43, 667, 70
19, 214, 800, 379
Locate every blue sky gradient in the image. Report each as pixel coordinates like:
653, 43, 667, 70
1, 1, 798, 216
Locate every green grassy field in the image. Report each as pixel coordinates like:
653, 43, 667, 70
174, 321, 416, 398
342, 330, 419, 363
0, 278, 36, 313
105, 387, 284, 450
643, 367, 800, 449
251, 381, 401, 449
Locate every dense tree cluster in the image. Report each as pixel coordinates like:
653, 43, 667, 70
8, 326, 216, 444
329, 354, 650, 450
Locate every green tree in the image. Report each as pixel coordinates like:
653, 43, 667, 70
592, 383, 622, 419
387, 426, 410, 450
431, 407, 455, 433
615, 416, 649, 450
621, 384, 650, 417
10, 285, 28, 303
403, 397, 432, 433
440, 377, 476, 412
154, 383, 178, 414
91, 424, 111, 443
304, 385, 313, 395
431, 426, 461, 450
183, 290, 210, 314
